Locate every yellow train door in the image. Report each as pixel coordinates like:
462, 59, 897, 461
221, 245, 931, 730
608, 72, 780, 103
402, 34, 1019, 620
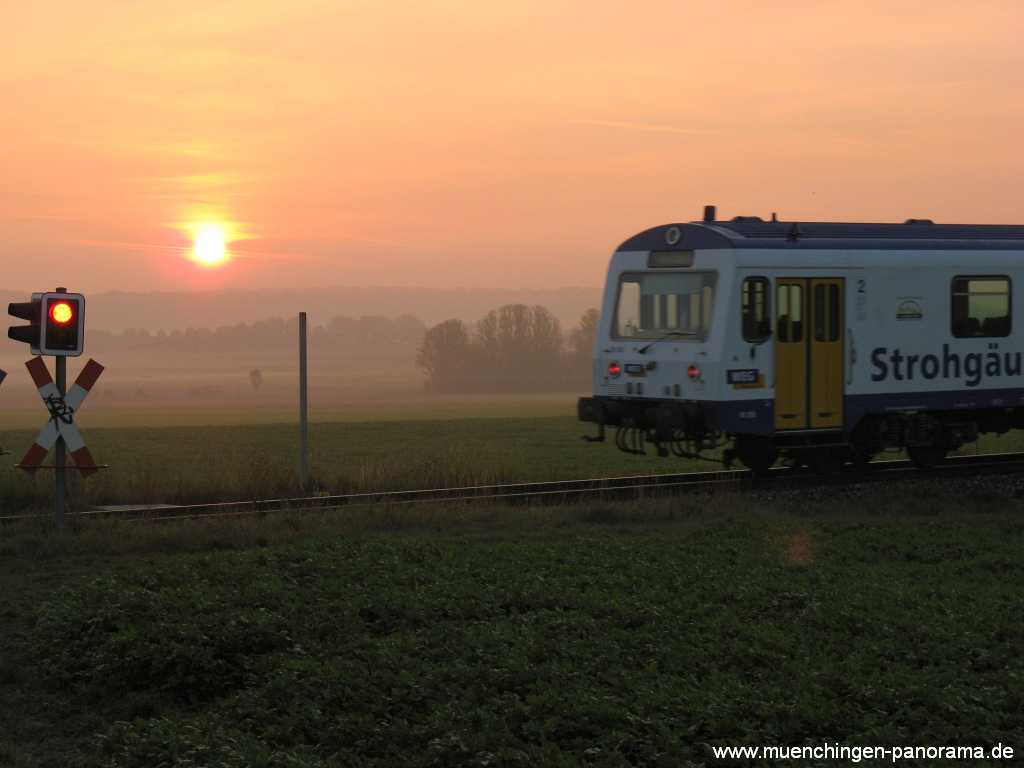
809, 279, 844, 428
774, 279, 807, 429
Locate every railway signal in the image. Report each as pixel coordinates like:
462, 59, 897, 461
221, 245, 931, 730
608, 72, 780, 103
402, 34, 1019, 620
9, 287, 98, 530
7, 289, 86, 356
41, 292, 85, 356
19, 357, 104, 476
8, 293, 42, 353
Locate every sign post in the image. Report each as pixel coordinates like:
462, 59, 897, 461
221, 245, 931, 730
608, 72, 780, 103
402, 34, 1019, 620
55, 357, 66, 528
19, 356, 105, 529
299, 311, 310, 489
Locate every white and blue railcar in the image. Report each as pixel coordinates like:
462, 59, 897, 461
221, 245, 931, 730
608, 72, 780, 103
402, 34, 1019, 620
578, 206, 1024, 472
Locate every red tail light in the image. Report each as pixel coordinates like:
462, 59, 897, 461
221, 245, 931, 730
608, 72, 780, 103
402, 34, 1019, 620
687, 364, 701, 379
607, 361, 621, 377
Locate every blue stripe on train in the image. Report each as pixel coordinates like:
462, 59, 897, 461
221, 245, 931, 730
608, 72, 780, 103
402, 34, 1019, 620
843, 388, 1024, 432
708, 387, 1024, 436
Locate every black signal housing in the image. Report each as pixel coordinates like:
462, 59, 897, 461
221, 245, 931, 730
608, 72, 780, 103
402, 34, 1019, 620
8, 294, 42, 352
40, 292, 85, 356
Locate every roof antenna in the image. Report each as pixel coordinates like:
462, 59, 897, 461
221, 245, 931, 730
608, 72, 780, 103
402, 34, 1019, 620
703, 204, 716, 223
771, 212, 778, 223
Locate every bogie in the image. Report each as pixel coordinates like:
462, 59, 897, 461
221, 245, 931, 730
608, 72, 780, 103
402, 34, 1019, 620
733, 435, 777, 474
906, 445, 948, 469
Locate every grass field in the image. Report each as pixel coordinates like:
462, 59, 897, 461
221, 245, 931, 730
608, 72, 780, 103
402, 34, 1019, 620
0, 395, 701, 513
3, 393, 1024, 516
1, 488, 1021, 767
2, 393, 1022, 515
0, 393, 579, 430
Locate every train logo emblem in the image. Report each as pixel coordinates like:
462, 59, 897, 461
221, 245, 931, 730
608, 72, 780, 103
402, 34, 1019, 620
665, 226, 681, 246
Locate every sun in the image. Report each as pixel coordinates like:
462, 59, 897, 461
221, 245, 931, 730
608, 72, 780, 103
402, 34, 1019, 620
191, 223, 230, 267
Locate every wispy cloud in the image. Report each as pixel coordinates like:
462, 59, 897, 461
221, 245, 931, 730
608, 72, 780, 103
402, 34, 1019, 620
158, 172, 252, 188
567, 119, 711, 136
145, 142, 221, 159
70, 238, 190, 254
2, 214, 88, 223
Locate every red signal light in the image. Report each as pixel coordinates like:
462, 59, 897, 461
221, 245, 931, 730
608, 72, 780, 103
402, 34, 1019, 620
607, 361, 621, 377
49, 301, 74, 325
687, 364, 701, 379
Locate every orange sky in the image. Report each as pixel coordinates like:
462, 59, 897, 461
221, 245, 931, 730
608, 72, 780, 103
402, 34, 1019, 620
2, 0, 1022, 293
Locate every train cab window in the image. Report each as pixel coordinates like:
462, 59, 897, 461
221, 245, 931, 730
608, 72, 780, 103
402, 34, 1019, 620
741, 277, 770, 342
952, 276, 1011, 338
614, 271, 717, 339
776, 283, 803, 342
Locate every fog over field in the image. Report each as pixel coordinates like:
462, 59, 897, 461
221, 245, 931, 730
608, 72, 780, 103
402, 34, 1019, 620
0, 287, 600, 334
0, 286, 600, 411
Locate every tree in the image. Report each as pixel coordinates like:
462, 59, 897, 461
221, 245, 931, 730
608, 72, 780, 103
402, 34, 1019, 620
526, 305, 563, 369
473, 304, 563, 389
249, 369, 264, 391
415, 319, 472, 391
569, 308, 600, 363
567, 308, 600, 387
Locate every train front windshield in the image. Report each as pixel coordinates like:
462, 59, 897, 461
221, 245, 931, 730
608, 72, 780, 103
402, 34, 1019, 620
614, 271, 716, 339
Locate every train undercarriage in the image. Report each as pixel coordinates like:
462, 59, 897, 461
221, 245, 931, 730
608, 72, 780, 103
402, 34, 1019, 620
578, 396, 1022, 474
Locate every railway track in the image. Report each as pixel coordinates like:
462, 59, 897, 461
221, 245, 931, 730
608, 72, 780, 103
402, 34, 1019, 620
3, 451, 1024, 524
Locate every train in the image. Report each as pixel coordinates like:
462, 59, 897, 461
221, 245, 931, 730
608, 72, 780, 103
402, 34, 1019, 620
578, 205, 1024, 473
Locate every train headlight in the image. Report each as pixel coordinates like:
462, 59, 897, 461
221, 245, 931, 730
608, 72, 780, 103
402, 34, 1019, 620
607, 361, 622, 377
687, 364, 701, 380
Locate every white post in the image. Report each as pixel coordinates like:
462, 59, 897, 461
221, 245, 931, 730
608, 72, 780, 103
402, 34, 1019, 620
299, 312, 310, 489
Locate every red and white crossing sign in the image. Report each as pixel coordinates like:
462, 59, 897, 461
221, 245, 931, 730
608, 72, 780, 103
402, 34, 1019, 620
19, 357, 104, 476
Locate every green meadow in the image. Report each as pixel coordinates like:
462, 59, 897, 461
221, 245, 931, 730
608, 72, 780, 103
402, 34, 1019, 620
1, 393, 1021, 514
1, 397, 1021, 765
0, 396, 696, 513
1, 490, 1021, 767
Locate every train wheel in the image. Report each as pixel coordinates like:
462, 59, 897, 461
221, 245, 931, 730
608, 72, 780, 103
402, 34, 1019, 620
735, 436, 777, 475
907, 445, 947, 469
848, 444, 875, 470
809, 449, 844, 475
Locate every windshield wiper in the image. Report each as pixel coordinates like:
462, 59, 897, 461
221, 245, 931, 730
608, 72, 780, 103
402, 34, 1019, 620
637, 330, 692, 354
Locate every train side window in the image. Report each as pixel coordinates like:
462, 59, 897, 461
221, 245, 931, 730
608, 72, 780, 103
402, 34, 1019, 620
951, 276, 1011, 338
812, 283, 841, 342
776, 283, 802, 342
813, 284, 826, 341
828, 283, 840, 341
741, 277, 770, 342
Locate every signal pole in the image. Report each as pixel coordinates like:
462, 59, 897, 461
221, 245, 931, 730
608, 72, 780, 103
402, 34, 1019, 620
54, 354, 66, 530
299, 311, 310, 489
53, 286, 68, 529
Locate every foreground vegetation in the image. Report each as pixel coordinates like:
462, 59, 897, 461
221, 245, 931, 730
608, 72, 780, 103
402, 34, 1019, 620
1, 397, 1019, 515
1, 488, 1021, 766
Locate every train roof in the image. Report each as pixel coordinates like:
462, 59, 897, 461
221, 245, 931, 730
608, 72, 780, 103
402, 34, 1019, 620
617, 216, 1024, 252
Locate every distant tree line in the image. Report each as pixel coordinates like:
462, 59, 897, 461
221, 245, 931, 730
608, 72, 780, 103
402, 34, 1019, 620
75, 307, 599, 391
416, 305, 599, 392
96, 314, 426, 351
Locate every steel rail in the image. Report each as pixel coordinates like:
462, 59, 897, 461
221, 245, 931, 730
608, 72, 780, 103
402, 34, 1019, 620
3, 451, 1024, 524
